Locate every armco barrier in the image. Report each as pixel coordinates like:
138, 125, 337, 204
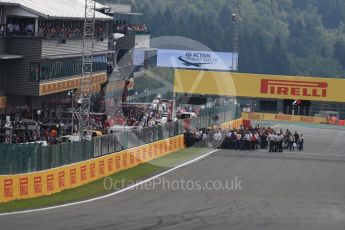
219, 118, 248, 130
242, 112, 328, 124
0, 135, 185, 204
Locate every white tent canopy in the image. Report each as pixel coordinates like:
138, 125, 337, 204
5, 6, 38, 18
0, 0, 112, 20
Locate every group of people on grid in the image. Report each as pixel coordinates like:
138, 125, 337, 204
184, 126, 304, 152
267, 129, 304, 152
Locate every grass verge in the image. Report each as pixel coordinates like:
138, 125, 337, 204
0, 147, 207, 213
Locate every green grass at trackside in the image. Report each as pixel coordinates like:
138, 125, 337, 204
0, 147, 207, 213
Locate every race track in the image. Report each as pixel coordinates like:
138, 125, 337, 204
2, 123, 345, 230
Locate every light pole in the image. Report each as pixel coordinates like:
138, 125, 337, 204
68, 90, 75, 135
232, 1, 241, 72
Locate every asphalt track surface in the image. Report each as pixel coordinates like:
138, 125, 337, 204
2, 123, 345, 230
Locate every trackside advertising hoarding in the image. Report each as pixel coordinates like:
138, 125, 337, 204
157, 49, 238, 71
174, 69, 345, 103
242, 112, 328, 124
0, 136, 185, 203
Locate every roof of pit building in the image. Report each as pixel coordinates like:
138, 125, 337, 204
0, 0, 113, 20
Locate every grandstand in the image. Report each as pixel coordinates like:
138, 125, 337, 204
0, 0, 113, 124
0, 0, 157, 145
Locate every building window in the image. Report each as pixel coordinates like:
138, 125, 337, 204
30, 63, 40, 81
40, 55, 107, 81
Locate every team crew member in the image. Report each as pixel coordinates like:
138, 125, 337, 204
288, 134, 294, 151
294, 131, 300, 145
213, 129, 223, 149
267, 132, 275, 152
183, 127, 306, 152
298, 134, 304, 151
276, 132, 284, 152
243, 132, 251, 150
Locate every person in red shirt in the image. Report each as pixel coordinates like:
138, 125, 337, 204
49, 128, 57, 144
50, 129, 57, 137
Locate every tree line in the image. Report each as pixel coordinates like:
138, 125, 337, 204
109, 0, 345, 78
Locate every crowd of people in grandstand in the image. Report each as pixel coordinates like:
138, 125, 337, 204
1, 125, 66, 145
1, 20, 148, 37
109, 107, 168, 128
107, 100, 177, 128
0, 113, 107, 145
0, 21, 34, 36
184, 126, 305, 152
38, 21, 107, 39
0, 20, 107, 39
176, 105, 200, 115
114, 21, 148, 33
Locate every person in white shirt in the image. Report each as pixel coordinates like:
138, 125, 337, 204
235, 132, 242, 150
25, 23, 34, 33
7, 22, 13, 33
194, 129, 202, 144
13, 22, 20, 33
273, 133, 279, 152
267, 132, 275, 152
213, 130, 223, 149
276, 133, 284, 152
298, 134, 304, 151
213, 131, 222, 141
243, 132, 251, 150
0, 24, 5, 36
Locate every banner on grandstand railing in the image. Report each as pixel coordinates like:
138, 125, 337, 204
241, 112, 328, 124
157, 49, 238, 71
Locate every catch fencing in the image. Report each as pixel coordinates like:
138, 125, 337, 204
0, 105, 237, 175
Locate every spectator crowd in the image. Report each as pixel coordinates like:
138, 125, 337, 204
1, 124, 69, 145
108, 105, 170, 128
0, 21, 34, 36
0, 114, 107, 145
184, 126, 305, 152
114, 20, 148, 33
0, 20, 107, 39
38, 20, 107, 39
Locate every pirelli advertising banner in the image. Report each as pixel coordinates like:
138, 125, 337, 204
242, 112, 328, 124
0, 135, 185, 203
174, 69, 345, 102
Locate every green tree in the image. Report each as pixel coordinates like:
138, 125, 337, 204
334, 40, 345, 69
267, 37, 290, 75
107, 0, 345, 78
